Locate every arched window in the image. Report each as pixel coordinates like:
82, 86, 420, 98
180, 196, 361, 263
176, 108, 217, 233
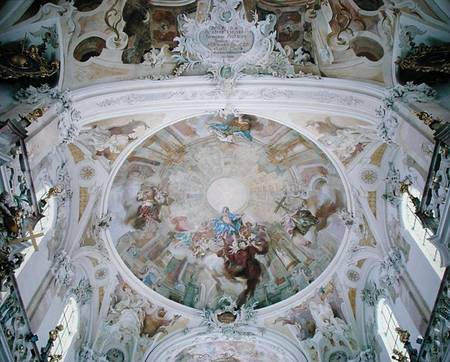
53, 297, 79, 359
377, 299, 407, 359
401, 187, 443, 275
16, 186, 56, 272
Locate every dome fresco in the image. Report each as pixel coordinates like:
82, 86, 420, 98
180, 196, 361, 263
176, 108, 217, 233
172, 339, 295, 362
108, 113, 347, 309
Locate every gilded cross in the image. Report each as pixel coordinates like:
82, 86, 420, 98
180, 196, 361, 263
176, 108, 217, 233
9, 226, 43, 251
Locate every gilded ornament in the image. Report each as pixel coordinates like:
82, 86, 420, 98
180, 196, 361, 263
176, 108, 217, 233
20, 107, 46, 125
398, 44, 450, 74
415, 111, 443, 130
0, 40, 59, 80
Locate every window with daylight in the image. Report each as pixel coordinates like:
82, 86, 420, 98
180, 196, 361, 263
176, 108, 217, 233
401, 187, 443, 275
377, 299, 407, 359
53, 297, 79, 359
17, 186, 56, 271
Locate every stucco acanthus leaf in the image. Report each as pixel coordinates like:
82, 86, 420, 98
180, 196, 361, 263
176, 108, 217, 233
348, 347, 376, 362
69, 278, 93, 305
398, 24, 426, 50
382, 162, 402, 205
292, 46, 314, 65
140, 45, 175, 80
78, 346, 108, 362
376, 82, 436, 144
382, 161, 415, 206
50, 251, 75, 289
15, 84, 81, 144
361, 281, 385, 307
54, 161, 73, 204
308, 90, 364, 107
88, 212, 112, 258
338, 209, 355, 227
345, 196, 372, 265
95, 91, 186, 107
378, 247, 405, 299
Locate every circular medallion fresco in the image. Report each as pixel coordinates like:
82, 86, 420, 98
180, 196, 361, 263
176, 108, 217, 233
108, 114, 347, 309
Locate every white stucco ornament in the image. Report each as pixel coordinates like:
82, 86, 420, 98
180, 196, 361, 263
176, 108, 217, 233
173, 0, 294, 89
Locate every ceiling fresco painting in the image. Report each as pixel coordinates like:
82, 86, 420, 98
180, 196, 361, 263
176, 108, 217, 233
173, 339, 291, 362
1, 0, 449, 361
304, 116, 375, 166
270, 279, 356, 353
108, 113, 347, 309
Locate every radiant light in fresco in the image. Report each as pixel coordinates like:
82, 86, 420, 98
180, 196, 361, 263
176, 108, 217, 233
108, 113, 347, 309
207, 177, 249, 212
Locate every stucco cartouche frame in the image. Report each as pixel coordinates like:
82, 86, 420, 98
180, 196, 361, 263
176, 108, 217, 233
67, 76, 387, 319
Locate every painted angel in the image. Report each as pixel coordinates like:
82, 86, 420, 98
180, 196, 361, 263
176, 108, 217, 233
208, 115, 253, 143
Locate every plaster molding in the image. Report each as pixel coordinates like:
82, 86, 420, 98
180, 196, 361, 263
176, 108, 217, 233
149, 0, 196, 5
144, 326, 307, 362
70, 77, 385, 125
36, 76, 423, 320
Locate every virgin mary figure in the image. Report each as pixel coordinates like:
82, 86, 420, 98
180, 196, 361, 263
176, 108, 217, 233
212, 207, 242, 239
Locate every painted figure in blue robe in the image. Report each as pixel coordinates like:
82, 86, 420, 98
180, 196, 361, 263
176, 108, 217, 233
175, 231, 193, 247
143, 271, 157, 286
208, 115, 253, 143
213, 207, 242, 238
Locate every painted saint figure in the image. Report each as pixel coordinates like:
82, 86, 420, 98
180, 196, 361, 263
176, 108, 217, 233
217, 222, 269, 307
212, 206, 242, 239
281, 207, 319, 239
136, 185, 169, 225
208, 115, 253, 143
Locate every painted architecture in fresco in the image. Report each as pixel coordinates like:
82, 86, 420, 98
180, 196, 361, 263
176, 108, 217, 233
108, 113, 347, 309
2, 0, 448, 360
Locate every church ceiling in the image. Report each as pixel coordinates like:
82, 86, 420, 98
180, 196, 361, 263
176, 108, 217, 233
0, 0, 448, 361
172, 339, 293, 362
107, 114, 347, 309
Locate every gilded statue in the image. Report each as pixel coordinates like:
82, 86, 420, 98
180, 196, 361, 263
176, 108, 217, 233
0, 41, 59, 80
0, 192, 22, 238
